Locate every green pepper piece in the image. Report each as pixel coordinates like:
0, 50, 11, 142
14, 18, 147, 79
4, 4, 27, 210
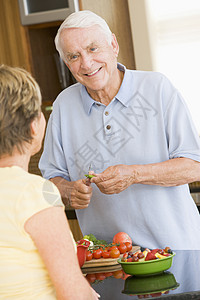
84, 174, 95, 179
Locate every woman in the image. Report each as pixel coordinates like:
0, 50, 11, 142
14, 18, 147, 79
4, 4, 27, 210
0, 65, 99, 299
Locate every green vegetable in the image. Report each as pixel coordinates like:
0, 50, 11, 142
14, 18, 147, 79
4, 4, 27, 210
83, 234, 96, 242
84, 174, 95, 179
83, 234, 108, 246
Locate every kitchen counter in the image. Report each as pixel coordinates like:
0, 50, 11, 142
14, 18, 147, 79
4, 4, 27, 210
84, 250, 200, 299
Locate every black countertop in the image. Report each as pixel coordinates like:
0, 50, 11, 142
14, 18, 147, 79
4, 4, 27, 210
84, 250, 200, 300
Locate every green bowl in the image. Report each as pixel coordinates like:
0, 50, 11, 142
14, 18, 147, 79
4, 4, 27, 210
117, 253, 176, 276
122, 271, 179, 295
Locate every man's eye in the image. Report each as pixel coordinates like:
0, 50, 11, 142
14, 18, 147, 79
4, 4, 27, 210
68, 54, 79, 61
90, 47, 97, 52
72, 55, 78, 59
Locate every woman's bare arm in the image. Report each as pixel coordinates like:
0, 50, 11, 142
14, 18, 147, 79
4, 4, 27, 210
24, 206, 99, 300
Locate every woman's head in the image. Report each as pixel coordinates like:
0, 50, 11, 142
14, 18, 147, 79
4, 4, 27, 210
0, 65, 43, 157
55, 10, 113, 61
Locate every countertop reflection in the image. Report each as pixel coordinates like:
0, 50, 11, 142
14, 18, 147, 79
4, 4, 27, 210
84, 250, 200, 299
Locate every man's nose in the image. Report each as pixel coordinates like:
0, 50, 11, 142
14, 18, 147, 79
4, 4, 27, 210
80, 53, 92, 69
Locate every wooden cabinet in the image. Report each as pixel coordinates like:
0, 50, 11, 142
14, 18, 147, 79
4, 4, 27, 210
0, 0, 31, 71
0, 0, 135, 93
0, 1, 67, 103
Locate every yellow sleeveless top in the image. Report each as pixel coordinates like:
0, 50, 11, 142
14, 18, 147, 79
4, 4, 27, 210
0, 166, 66, 299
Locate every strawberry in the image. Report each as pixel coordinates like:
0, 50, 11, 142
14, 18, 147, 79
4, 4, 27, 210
127, 257, 133, 262
151, 248, 160, 255
145, 252, 157, 261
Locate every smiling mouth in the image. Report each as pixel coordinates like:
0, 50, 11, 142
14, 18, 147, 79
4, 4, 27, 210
85, 67, 102, 77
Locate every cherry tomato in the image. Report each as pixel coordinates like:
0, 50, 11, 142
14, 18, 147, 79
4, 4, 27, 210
117, 243, 127, 254
104, 272, 113, 277
93, 249, 102, 259
95, 273, 106, 281
86, 273, 96, 283
104, 246, 111, 251
110, 248, 120, 258
86, 250, 93, 261
109, 245, 118, 251
113, 270, 123, 279
102, 250, 111, 258
125, 242, 132, 252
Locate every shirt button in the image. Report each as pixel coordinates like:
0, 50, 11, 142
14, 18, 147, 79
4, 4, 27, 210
106, 125, 111, 130
105, 111, 109, 116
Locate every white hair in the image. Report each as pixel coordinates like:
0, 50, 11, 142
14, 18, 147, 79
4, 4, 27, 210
55, 10, 113, 61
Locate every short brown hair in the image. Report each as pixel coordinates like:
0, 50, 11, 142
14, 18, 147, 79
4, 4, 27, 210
0, 65, 42, 157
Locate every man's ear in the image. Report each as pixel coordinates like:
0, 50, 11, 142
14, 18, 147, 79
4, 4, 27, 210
111, 33, 119, 57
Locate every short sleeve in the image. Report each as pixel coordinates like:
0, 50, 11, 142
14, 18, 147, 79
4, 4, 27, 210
15, 178, 64, 232
39, 112, 70, 181
165, 91, 200, 162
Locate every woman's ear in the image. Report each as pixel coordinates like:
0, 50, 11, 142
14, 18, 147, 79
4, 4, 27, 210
30, 118, 39, 137
111, 33, 119, 57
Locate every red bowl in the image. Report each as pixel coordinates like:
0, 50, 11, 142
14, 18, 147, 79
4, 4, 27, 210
77, 244, 89, 267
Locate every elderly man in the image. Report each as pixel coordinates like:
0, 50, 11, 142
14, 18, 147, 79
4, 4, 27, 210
39, 10, 200, 250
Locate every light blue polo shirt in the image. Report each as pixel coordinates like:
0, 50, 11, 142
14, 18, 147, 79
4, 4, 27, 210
39, 63, 200, 249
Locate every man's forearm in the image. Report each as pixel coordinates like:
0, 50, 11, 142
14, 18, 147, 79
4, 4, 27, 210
134, 157, 200, 187
50, 176, 74, 207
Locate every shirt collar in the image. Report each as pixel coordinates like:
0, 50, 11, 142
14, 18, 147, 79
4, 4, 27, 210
115, 63, 137, 108
80, 63, 132, 115
80, 85, 96, 115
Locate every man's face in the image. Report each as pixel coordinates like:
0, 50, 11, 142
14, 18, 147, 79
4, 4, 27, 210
60, 25, 119, 93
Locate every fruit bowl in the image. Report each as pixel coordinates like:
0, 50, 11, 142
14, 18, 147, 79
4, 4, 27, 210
122, 271, 179, 295
117, 252, 176, 276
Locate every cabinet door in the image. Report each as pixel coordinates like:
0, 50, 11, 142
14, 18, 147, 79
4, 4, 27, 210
0, 0, 32, 71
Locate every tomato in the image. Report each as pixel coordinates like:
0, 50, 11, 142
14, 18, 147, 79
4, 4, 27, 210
86, 250, 93, 261
95, 273, 106, 281
113, 270, 123, 279
109, 245, 118, 251
113, 232, 132, 244
102, 250, 111, 258
93, 249, 102, 259
86, 273, 96, 283
117, 243, 127, 254
110, 248, 120, 258
125, 242, 132, 252
104, 272, 113, 277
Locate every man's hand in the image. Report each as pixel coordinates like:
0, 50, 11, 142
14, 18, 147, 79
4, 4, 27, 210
91, 158, 200, 195
91, 164, 134, 194
70, 179, 93, 209
50, 177, 92, 209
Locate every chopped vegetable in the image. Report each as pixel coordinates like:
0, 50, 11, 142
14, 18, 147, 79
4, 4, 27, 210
84, 174, 95, 179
